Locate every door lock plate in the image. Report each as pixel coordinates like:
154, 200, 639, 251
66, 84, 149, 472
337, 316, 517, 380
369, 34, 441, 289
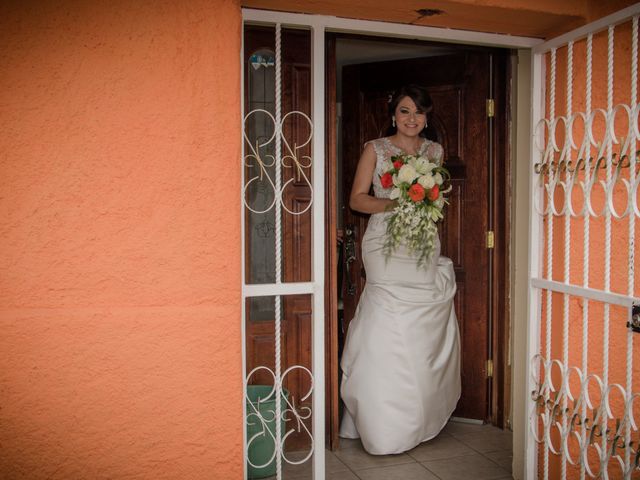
628, 304, 640, 333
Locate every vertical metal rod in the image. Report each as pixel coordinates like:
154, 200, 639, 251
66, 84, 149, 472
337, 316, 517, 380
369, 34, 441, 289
274, 22, 283, 480
580, 32, 593, 480
561, 41, 573, 480
543, 47, 557, 480
602, 25, 615, 469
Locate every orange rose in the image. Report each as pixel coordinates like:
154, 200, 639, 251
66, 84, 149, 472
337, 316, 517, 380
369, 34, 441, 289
380, 172, 393, 189
428, 184, 440, 201
407, 183, 425, 202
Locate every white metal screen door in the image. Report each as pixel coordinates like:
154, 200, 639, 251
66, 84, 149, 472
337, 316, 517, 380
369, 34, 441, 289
527, 5, 640, 479
241, 15, 325, 480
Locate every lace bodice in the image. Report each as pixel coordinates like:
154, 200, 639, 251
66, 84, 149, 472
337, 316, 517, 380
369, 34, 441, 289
367, 137, 444, 199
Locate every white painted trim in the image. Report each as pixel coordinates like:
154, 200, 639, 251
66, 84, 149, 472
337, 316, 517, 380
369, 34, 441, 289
311, 23, 326, 479
240, 28, 248, 480
530, 278, 640, 308
510, 47, 533, 480
243, 282, 315, 297
533, 2, 640, 53
242, 8, 542, 49
525, 50, 545, 480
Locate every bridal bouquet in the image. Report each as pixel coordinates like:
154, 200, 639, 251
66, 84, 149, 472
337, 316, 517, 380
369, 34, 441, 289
380, 153, 450, 266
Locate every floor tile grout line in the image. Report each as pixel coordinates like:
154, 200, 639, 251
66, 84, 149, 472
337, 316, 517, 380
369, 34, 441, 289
451, 432, 512, 458
408, 452, 485, 463
461, 440, 513, 474
478, 451, 513, 475
418, 450, 512, 478
418, 460, 444, 480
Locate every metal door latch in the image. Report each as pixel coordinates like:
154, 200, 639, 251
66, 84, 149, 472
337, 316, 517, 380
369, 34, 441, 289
628, 304, 640, 333
344, 225, 357, 296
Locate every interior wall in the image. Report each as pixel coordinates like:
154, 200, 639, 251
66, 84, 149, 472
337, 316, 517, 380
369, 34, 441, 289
0, 1, 244, 478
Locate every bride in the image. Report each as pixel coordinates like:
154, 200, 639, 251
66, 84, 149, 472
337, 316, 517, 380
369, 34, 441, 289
339, 84, 461, 455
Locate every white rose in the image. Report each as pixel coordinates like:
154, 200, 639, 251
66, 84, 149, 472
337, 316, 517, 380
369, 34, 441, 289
434, 172, 443, 185
411, 156, 434, 175
417, 174, 435, 189
397, 164, 418, 184
389, 188, 400, 200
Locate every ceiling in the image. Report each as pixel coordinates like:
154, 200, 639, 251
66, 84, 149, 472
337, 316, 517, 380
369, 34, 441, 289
241, 0, 637, 39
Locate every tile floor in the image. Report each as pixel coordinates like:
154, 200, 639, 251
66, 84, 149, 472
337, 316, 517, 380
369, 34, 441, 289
277, 421, 513, 480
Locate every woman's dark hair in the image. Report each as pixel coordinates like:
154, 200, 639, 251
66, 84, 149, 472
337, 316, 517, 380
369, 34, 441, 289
386, 84, 434, 138
388, 84, 433, 116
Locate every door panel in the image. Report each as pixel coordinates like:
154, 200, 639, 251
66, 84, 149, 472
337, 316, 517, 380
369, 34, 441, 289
341, 52, 491, 420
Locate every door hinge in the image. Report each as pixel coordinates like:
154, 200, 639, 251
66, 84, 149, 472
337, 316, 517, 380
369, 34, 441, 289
486, 230, 495, 249
486, 98, 495, 118
486, 359, 494, 378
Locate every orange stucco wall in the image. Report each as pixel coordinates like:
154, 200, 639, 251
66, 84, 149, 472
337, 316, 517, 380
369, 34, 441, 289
0, 1, 243, 478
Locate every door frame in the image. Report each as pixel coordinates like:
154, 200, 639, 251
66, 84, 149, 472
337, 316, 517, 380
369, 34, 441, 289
327, 36, 512, 433
242, 8, 541, 480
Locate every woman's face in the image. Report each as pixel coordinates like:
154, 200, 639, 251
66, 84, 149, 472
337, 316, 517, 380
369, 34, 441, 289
394, 96, 427, 137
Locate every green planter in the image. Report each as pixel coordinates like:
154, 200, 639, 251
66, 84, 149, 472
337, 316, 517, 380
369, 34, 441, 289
246, 385, 289, 479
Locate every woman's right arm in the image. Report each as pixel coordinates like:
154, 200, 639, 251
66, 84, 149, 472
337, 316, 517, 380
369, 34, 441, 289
349, 143, 395, 214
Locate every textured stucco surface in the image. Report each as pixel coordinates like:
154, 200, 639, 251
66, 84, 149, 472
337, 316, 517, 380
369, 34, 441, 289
0, 0, 243, 478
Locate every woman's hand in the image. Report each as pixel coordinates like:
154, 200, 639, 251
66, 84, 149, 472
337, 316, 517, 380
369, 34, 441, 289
384, 199, 398, 211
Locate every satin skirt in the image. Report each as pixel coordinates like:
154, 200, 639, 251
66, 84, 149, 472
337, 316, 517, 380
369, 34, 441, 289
339, 213, 461, 455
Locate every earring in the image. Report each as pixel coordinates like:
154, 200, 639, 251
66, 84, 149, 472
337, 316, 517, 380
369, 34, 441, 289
392, 116, 396, 127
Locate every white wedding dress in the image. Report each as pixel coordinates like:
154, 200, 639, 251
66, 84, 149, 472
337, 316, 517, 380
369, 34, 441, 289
339, 137, 461, 455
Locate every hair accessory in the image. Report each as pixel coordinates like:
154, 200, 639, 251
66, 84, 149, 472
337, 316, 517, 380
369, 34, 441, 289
388, 94, 393, 103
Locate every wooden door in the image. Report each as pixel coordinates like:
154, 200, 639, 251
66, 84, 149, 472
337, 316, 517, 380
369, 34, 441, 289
341, 52, 496, 420
243, 26, 313, 450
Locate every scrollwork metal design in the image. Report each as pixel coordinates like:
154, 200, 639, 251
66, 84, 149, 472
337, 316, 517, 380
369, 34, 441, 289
529, 354, 640, 478
245, 365, 315, 469
243, 109, 314, 215
533, 104, 640, 219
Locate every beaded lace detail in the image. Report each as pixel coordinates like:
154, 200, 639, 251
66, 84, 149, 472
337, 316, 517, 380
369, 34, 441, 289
367, 137, 444, 199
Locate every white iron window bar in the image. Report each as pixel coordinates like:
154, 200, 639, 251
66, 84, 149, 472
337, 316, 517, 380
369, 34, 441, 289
528, 4, 640, 479
241, 20, 324, 480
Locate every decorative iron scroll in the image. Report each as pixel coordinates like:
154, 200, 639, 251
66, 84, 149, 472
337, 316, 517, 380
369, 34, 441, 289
243, 108, 314, 215
533, 105, 640, 218
245, 365, 314, 469
530, 354, 640, 478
